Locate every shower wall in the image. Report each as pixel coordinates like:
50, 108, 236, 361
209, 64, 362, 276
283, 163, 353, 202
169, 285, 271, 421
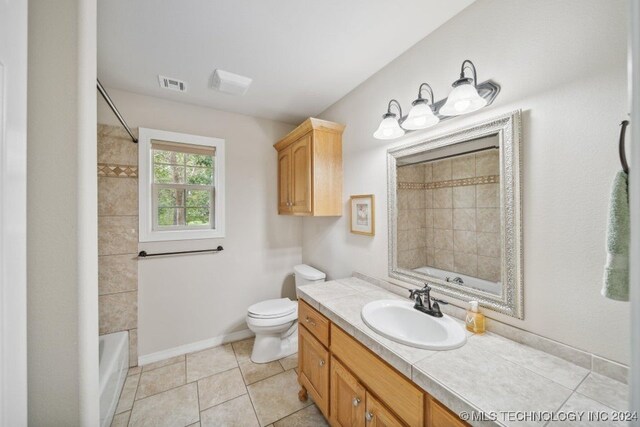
396, 149, 501, 282
97, 124, 138, 367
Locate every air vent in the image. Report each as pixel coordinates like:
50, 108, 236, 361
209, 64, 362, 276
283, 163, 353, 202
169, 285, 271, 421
211, 69, 252, 96
158, 75, 187, 92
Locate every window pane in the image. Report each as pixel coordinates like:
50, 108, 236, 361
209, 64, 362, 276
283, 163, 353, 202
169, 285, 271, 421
153, 149, 185, 165
157, 188, 186, 207
186, 208, 210, 225
187, 167, 213, 185
186, 153, 214, 167
186, 189, 210, 207
157, 207, 186, 226
154, 164, 186, 184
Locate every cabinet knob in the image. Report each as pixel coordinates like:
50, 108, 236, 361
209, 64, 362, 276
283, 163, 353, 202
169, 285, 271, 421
352, 397, 361, 407
365, 412, 374, 422
305, 316, 316, 326
319, 359, 325, 367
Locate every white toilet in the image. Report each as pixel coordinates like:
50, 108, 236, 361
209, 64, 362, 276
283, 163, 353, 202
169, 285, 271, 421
246, 264, 326, 363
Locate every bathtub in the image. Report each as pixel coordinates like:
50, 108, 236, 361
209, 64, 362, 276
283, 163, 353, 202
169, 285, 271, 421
413, 266, 502, 295
100, 331, 129, 427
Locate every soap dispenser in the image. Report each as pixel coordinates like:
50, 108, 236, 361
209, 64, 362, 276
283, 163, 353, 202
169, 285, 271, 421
465, 301, 485, 334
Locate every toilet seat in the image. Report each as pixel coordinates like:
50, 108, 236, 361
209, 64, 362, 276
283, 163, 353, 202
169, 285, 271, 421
247, 298, 296, 319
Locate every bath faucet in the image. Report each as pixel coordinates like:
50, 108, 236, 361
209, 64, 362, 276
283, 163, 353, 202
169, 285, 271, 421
409, 284, 446, 318
446, 276, 464, 285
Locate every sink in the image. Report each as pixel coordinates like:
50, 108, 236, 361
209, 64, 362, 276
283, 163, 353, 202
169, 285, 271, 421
361, 299, 467, 350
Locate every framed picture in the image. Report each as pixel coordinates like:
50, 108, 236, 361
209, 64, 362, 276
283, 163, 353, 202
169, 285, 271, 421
350, 194, 375, 236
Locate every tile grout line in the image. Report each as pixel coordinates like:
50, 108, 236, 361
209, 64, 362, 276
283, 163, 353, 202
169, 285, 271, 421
231, 340, 262, 426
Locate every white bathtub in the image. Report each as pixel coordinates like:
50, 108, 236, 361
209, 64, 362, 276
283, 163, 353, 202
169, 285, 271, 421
413, 266, 502, 296
100, 331, 129, 427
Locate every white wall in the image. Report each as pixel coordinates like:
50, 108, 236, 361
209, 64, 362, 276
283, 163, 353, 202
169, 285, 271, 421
97, 89, 301, 358
28, 0, 99, 425
304, 0, 631, 364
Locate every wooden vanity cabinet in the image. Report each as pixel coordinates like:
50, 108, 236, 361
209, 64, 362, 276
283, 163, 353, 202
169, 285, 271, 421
297, 300, 468, 427
298, 301, 331, 418
274, 118, 344, 216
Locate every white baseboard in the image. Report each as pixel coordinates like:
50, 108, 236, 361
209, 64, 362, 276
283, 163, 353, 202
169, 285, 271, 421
138, 329, 254, 367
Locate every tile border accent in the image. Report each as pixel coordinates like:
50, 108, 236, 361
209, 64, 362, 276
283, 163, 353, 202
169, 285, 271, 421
352, 271, 629, 379
98, 163, 138, 178
138, 328, 254, 367
397, 174, 499, 190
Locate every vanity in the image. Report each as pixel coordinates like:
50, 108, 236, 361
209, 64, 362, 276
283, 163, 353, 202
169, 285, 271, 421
297, 295, 468, 427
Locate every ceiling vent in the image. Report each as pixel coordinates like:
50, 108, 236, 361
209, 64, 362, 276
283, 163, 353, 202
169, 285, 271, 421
158, 75, 187, 92
211, 69, 252, 96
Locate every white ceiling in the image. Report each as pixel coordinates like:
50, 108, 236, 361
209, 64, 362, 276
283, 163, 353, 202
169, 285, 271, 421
98, 0, 474, 124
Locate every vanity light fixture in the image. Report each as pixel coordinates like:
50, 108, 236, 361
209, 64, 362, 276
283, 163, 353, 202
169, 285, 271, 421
403, 83, 440, 130
439, 59, 487, 116
373, 99, 405, 140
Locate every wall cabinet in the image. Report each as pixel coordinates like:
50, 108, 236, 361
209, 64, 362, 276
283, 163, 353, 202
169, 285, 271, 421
274, 118, 345, 216
297, 300, 469, 427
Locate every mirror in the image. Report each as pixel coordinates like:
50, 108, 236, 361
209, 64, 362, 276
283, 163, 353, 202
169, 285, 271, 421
388, 111, 523, 318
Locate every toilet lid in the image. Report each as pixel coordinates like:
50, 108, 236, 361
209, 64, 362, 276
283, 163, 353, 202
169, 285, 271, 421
248, 298, 297, 319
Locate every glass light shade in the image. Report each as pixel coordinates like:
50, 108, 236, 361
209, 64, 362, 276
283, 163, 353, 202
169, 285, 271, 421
439, 82, 487, 116
403, 101, 440, 130
373, 115, 405, 140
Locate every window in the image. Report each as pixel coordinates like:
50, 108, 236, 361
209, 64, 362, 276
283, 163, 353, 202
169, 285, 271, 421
139, 128, 225, 241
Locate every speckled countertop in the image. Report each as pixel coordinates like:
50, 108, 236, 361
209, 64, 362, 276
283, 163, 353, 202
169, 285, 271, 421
297, 277, 629, 427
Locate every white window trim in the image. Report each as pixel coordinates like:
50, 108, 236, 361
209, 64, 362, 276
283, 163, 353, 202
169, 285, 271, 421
138, 127, 225, 242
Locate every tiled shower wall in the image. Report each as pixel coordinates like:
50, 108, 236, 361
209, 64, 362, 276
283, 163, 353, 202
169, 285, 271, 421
98, 124, 139, 367
397, 149, 501, 282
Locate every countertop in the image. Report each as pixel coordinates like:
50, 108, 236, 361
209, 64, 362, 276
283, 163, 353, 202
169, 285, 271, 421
297, 277, 629, 427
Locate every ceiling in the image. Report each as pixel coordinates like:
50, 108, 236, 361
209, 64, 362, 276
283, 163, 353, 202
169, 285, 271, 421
98, 0, 474, 124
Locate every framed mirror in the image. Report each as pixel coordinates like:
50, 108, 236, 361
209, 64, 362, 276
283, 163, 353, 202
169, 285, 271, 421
387, 111, 523, 318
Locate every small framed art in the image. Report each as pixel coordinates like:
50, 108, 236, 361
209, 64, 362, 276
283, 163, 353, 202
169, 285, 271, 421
350, 194, 375, 236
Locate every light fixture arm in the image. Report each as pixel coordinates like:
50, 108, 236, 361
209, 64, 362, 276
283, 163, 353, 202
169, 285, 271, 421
459, 59, 478, 86
417, 83, 435, 104
387, 99, 403, 118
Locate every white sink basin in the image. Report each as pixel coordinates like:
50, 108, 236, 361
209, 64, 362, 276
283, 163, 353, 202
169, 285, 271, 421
361, 299, 467, 350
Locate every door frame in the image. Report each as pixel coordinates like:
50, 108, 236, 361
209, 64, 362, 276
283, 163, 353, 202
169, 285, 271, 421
0, 0, 28, 425
629, 1, 640, 424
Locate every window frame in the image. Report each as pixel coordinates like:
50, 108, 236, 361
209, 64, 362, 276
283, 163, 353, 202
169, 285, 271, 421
139, 128, 225, 242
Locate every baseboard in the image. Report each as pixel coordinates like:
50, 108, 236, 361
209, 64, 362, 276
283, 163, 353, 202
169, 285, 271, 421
138, 329, 254, 366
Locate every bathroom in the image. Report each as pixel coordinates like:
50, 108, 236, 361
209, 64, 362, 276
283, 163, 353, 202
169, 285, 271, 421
3, 0, 639, 426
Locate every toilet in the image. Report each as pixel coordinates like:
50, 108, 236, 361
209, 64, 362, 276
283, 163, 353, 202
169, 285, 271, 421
246, 264, 326, 363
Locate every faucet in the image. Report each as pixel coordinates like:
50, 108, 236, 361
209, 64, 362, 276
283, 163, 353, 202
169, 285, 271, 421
446, 276, 464, 285
409, 283, 448, 318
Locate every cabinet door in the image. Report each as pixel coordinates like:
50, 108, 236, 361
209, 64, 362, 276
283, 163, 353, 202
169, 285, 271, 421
330, 356, 366, 427
277, 147, 291, 213
427, 396, 469, 427
290, 133, 312, 214
364, 393, 403, 427
299, 325, 330, 417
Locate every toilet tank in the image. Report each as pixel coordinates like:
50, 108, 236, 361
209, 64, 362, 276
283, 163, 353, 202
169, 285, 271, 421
293, 264, 326, 287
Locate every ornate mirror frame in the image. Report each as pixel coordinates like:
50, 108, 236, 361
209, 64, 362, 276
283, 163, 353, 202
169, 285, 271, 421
387, 110, 523, 318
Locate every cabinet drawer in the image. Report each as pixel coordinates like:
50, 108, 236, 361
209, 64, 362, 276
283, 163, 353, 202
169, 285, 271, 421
299, 323, 330, 417
299, 300, 330, 347
427, 395, 469, 427
331, 326, 423, 427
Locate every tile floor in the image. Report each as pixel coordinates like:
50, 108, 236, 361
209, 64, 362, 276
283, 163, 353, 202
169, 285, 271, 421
111, 338, 329, 427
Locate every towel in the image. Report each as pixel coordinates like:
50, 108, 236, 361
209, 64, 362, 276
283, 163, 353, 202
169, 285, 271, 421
602, 170, 630, 301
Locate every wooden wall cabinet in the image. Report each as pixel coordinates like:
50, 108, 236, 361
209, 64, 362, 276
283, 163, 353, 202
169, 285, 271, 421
274, 118, 345, 216
297, 301, 469, 427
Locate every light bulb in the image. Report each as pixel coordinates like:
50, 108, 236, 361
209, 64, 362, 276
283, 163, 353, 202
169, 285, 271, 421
373, 114, 405, 140
403, 101, 439, 131
440, 80, 487, 116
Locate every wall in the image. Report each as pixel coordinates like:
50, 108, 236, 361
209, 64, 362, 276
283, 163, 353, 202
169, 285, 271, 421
28, 0, 99, 425
303, 0, 631, 364
397, 146, 501, 283
97, 89, 301, 359
98, 124, 140, 367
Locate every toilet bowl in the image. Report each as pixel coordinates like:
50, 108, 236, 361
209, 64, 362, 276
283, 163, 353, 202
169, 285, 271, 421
247, 264, 325, 363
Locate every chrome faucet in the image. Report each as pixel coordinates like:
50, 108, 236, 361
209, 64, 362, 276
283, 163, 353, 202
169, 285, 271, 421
409, 283, 447, 318
446, 276, 464, 285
